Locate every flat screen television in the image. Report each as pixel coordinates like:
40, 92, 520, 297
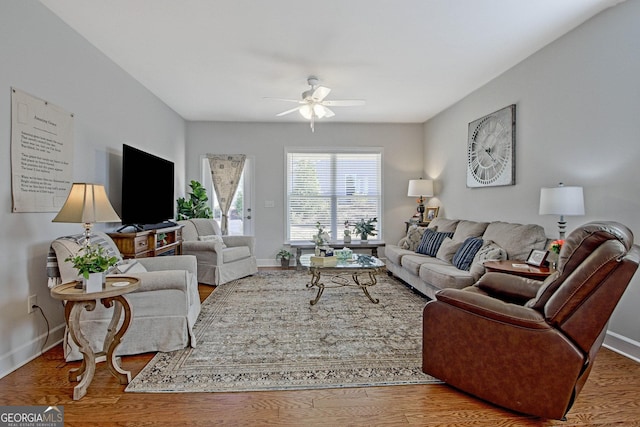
121, 144, 175, 230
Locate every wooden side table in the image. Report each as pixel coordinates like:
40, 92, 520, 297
50, 276, 140, 400
405, 221, 431, 232
484, 260, 555, 281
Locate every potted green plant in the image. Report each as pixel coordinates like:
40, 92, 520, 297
65, 244, 119, 292
311, 222, 331, 247
352, 217, 378, 240
342, 220, 352, 243
176, 180, 213, 220
276, 248, 294, 269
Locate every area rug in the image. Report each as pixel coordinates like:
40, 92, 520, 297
125, 270, 440, 393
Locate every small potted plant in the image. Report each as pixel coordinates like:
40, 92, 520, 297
311, 221, 331, 251
276, 248, 294, 269
342, 220, 352, 243
547, 239, 564, 269
66, 244, 119, 292
353, 217, 378, 240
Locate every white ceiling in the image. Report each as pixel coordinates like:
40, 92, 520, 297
40, 0, 623, 124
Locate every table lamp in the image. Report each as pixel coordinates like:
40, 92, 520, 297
539, 183, 585, 239
52, 183, 121, 247
408, 179, 434, 222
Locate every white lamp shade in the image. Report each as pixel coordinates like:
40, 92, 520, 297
539, 186, 585, 216
408, 179, 434, 197
52, 183, 121, 224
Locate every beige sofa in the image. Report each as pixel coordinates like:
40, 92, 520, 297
49, 231, 201, 361
385, 218, 548, 299
178, 219, 258, 286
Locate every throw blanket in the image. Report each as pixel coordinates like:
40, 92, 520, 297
47, 233, 120, 288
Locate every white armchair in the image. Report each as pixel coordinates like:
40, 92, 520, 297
178, 219, 257, 286
48, 231, 201, 361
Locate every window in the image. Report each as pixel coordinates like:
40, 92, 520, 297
286, 148, 382, 242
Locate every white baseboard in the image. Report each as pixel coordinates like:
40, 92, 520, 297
0, 324, 65, 379
603, 330, 640, 363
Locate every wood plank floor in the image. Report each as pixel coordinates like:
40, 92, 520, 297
3, 281, 640, 426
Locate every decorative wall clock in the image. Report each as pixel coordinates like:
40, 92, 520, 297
466, 104, 516, 188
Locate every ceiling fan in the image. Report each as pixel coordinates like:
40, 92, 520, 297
268, 76, 365, 132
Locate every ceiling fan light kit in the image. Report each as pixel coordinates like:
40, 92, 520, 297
269, 76, 365, 132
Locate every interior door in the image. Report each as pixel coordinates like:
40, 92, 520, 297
201, 156, 253, 235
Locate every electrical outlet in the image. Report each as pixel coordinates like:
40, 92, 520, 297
28, 294, 37, 314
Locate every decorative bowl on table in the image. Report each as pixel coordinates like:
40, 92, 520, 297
335, 248, 353, 260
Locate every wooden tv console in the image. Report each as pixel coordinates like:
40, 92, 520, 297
108, 225, 183, 259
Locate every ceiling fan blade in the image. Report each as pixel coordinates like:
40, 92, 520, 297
276, 106, 301, 117
311, 86, 331, 102
322, 99, 366, 107
264, 97, 304, 103
313, 104, 334, 119
299, 104, 313, 119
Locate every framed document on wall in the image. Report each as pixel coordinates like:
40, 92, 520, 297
11, 88, 74, 212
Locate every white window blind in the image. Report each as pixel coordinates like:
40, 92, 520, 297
286, 149, 382, 242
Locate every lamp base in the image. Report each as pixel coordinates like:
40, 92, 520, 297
558, 216, 567, 240
416, 198, 426, 223
83, 222, 94, 248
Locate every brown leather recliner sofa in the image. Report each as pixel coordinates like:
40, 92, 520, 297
422, 221, 640, 420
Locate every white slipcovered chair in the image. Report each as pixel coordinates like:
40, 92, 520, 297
48, 231, 201, 361
178, 219, 257, 286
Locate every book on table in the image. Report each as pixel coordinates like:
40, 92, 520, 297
310, 256, 337, 266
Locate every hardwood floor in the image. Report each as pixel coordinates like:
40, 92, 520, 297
3, 281, 640, 426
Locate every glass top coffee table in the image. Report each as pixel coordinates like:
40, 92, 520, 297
299, 253, 385, 305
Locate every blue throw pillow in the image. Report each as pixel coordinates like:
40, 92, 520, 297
452, 237, 484, 271
417, 231, 454, 256
415, 228, 436, 254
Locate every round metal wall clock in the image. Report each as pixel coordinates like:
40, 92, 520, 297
466, 104, 516, 188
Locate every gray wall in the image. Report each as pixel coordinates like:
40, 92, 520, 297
423, 0, 640, 358
0, 1, 186, 376
186, 121, 425, 263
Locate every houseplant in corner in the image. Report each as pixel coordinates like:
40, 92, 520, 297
176, 180, 213, 220
276, 248, 294, 269
353, 217, 378, 240
65, 244, 119, 292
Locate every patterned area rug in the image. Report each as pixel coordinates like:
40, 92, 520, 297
125, 270, 440, 393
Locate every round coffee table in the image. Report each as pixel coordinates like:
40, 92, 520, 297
50, 276, 139, 400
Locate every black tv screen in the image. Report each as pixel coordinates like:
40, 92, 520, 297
121, 144, 175, 228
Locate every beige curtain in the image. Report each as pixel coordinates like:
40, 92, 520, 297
207, 154, 246, 234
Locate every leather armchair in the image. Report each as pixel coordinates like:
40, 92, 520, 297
178, 218, 257, 286
422, 221, 640, 420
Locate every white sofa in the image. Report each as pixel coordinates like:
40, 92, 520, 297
178, 219, 258, 286
386, 218, 548, 299
49, 231, 201, 361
